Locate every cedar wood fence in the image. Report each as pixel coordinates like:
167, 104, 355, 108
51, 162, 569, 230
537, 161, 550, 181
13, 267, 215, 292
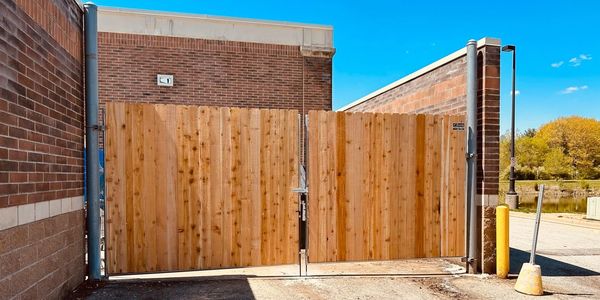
105, 102, 465, 274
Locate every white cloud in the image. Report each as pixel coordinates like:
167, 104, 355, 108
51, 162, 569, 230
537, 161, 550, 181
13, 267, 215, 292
569, 54, 592, 67
551, 61, 564, 68
560, 85, 588, 94
510, 90, 521, 96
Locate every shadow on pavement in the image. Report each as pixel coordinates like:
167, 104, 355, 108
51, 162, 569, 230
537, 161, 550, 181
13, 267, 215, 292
67, 275, 257, 300
510, 248, 600, 277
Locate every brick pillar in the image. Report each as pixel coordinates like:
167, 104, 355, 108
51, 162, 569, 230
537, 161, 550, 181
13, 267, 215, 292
477, 45, 501, 273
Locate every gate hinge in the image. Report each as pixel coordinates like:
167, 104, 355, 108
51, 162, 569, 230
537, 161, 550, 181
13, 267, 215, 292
88, 124, 105, 131
465, 152, 476, 159
461, 256, 475, 263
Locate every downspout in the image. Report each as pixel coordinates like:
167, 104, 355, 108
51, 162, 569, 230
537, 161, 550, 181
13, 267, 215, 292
465, 39, 478, 273
84, 2, 101, 281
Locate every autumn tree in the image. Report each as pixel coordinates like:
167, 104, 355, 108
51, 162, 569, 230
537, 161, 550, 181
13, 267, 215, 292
499, 116, 600, 180
537, 116, 600, 179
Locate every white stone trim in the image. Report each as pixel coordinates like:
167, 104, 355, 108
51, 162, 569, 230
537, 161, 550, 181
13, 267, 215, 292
338, 37, 501, 111
480, 194, 499, 207
0, 196, 84, 231
98, 7, 334, 49
18, 204, 35, 225
0, 206, 18, 230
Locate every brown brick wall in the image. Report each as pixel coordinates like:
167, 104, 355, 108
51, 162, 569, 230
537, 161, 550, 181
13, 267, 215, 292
477, 45, 500, 198
0, 210, 86, 300
346, 45, 500, 197
98, 32, 332, 112
0, 0, 85, 297
0, 0, 84, 209
346, 57, 467, 115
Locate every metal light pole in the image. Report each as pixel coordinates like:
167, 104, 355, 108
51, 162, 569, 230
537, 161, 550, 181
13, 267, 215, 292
502, 45, 519, 209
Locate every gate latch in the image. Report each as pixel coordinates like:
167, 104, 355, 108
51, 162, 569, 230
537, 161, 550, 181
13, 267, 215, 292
292, 165, 308, 194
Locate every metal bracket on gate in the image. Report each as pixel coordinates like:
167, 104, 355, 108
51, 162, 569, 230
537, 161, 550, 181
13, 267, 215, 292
292, 165, 308, 276
292, 165, 308, 194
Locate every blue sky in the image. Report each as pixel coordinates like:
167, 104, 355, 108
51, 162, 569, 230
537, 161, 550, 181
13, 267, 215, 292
94, 0, 600, 133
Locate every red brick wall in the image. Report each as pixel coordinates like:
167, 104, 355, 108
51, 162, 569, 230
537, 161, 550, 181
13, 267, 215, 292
345, 46, 500, 197
0, 0, 85, 298
98, 32, 332, 112
0, 0, 84, 208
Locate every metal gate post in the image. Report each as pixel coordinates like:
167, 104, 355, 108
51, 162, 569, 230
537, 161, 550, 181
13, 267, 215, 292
84, 2, 102, 281
292, 114, 309, 276
465, 39, 478, 273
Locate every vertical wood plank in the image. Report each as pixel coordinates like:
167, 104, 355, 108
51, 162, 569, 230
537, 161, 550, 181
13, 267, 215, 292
141, 104, 157, 271
154, 104, 168, 271
175, 105, 191, 270
165, 105, 178, 269
198, 106, 211, 268
249, 109, 262, 266
124, 103, 135, 272
131, 104, 146, 271
325, 111, 337, 261
335, 112, 347, 261
221, 107, 233, 268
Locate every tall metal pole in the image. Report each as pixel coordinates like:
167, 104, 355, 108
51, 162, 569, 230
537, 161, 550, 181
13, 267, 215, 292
502, 45, 518, 209
508, 48, 517, 195
465, 39, 478, 273
84, 2, 101, 281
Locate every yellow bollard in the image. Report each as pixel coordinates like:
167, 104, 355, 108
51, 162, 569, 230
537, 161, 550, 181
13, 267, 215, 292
496, 204, 510, 278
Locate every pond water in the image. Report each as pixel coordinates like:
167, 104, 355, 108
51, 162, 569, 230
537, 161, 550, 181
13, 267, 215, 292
499, 193, 588, 213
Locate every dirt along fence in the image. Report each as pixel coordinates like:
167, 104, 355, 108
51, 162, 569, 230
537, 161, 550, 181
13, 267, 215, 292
104, 102, 467, 275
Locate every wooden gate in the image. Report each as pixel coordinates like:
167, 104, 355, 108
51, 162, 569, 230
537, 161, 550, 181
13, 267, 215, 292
105, 103, 466, 274
307, 111, 466, 263
105, 102, 299, 274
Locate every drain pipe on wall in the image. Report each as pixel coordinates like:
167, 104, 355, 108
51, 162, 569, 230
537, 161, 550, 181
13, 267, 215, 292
465, 39, 478, 273
84, 2, 101, 281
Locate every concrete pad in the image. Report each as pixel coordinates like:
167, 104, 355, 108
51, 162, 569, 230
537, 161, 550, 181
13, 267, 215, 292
110, 258, 465, 280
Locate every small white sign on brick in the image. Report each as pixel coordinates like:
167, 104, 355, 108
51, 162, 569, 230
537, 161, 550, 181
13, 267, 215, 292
157, 74, 174, 86
588, 197, 600, 221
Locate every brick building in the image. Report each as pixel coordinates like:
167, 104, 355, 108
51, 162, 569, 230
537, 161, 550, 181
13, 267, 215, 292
340, 38, 501, 273
1, 1, 502, 298
0, 0, 86, 298
96, 8, 335, 112
1, 3, 335, 298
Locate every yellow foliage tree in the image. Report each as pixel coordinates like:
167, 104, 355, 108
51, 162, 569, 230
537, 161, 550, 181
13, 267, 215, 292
537, 116, 600, 179
500, 116, 600, 180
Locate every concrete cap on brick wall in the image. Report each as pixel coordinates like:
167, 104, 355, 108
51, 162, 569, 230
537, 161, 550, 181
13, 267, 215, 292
97, 7, 334, 51
338, 37, 500, 111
